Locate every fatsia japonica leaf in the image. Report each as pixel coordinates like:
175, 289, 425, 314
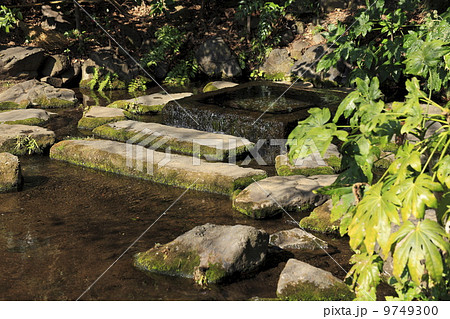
404, 40, 450, 77
389, 219, 450, 286
388, 144, 421, 183
348, 183, 401, 256
436, 155, 450, 188
333, 90, 360, 122
346, 252, 383, 301
393, 174, 443, 221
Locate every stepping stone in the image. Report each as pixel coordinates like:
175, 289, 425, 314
203, 81, 238, 92
0, 152, 23, 193
277, 259, 354, 300
93, 120, 254, 161
232, 174, 337, 219
50, 139, 267, 195
0, 124, 56, 155
134, 223, 269, 284
0, 79, 77, 109
77, 106, 127, 130
299, 199, 340, 234
107, 92, 193, 115
275, 144, 341, 176
0, 109, 51, 126
269, 228, 328, 250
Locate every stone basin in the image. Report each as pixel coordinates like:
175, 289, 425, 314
162, 82, 347, 164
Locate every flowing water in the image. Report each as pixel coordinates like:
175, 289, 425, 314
0, 85, 391, 300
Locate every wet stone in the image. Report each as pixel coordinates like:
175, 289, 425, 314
49, 139, 267, 195
0, 109, 50, 126
269, 228, 328, 250
77, 106, 127, 130
0, 152, 23, 192
0, 124, 55, 155
93, 120, 254, 161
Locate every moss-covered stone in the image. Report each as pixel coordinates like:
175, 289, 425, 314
278, 281, 355, 301
107, 100, 165, 115
275, 154, 341, 177
3, 117, 47, 126
79, 79, 91, 90
0, 101, 29, 110
50, 139, 266, 195
299, 200, 339, 234
32, 96, 77, 108
77, 116, 126, 130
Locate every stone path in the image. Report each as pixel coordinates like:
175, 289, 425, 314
50, 139, 266, 195
0, 109, 51, 125
77, 106, 127, 130
0, 124, 55, 155
93, 120, 254, 161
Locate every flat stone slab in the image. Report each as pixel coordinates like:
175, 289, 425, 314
0, 124, 56, 155
233, 174, 337, 219
0, 152, 23, 192
50, 139, 267, 195
275, 144, 341, 176
134, 223, 269, 284
93, 120, 254, 161
77, 106, 127, 130
0, 109, 50, 125
0, 79, 77, 109
203, 81, 238, 92
269, 228, 328, 250
277, 259, 354, 300
107, 92, 193, 115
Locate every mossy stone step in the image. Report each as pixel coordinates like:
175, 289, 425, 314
0, 124, 56, 155
93, 120, 254, 161
0, 109, 51, 126
50, 139, 267, 195
77, 106, 127, 130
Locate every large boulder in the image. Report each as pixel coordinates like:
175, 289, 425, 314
288, 39, 310, 60
290, 44, 349, 86
0, 152, 23, 193
259, 48, 294, 80
0, 80, 77, 109
277, 259, 354, 300
0, 124, 55, 155
232, 174, 337, 219
195, 37, 242, 78
0, 46, 45, 80
134, 224, 269, 284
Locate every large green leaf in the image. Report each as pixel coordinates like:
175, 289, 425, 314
349, 183, 401, 255
393, 174, 443, 220
404, 40, 450, 77
333, 90, 360, 122
346, 253, 383, 301
436, 155, 450, 188
389, 219, 450, 286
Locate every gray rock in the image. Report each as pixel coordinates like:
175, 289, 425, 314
0, 152, 23, 192
290, 44, 349, 85
260, 48, 294, 79
50, 139, 267, 195
0, 80, 77, 109
299, 199, 340, 233
195, 37, 242, 78
0, 47, 45, 80
0, 124, 55, 155
89, 48, 139, 83
134, 223, 269, 284
40, 5, 72, 31
233, 174, 338, 219
77, 106, 126, 130
270, 228, 328, 250
40, 54, 70, 77
288, 40, 310, 60
0, 109, 50, 125
275, 144, 341, 176
93, 120, 254, 161
277, 259, 354, 300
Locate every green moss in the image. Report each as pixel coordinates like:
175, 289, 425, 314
232, 173, 267, 190
264, 72, 289, 81
203, 82, 219, 93
110, 79, 126, 90
0, 135, 55, 156
299, 204, 339, 234
277, 282, 355, 301
276, 164, 335, 176
205, 263, 227, 283
77, 116, 126, 130
324, 155, 342, 171
3, 118, 47, 126
79, 79, 91, 89
32, 96, 76, 109
107, 100, 165, 115
381, 142, 399, 153
0, 101, 28, 110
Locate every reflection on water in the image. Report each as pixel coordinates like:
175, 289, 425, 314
0, 157, 353, 300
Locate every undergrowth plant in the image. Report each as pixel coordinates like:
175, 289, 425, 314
14, 135, 41, 155
88, 67, 121, 91
288, 76, 450, 300
0, 5, 22, 33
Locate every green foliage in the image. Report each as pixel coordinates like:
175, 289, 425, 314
128, 76, 150, 93
318, 0, 450, 95
148, 0, 174, 16
87, 67, 120, 92
288, 76, 450, 300
0, 5, 21, 33
142, 25, 197, 86
14, 135, 41, 155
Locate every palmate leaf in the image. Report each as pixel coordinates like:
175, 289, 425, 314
346, 252, 383, 301
404, 40, 450, 77
393, 174, 443, 221
333, 90, 360, 122
436, 155, 450, 188
389, 219, 450, 286
348, 183, 401, 255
